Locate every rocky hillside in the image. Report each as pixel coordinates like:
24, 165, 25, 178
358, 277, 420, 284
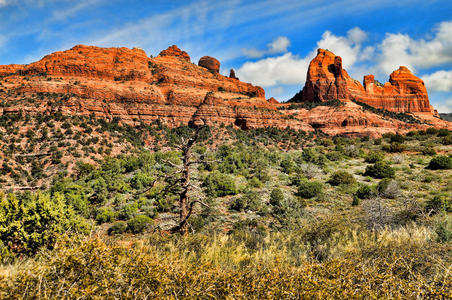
0, 45, 310, 131
0, 45, 450, 136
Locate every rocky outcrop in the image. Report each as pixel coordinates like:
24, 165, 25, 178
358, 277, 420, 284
294, 48, 433, 114
198, 56, 220, 73
0, 45, 449, 137
267, 97, 279, 104
0, 45, 310, 131
229, 69, 238, 79
158, 45, 191, 62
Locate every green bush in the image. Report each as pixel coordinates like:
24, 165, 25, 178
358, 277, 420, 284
204, 171, 237, 197
388, 142, 406, 153
270, 188, 284, 206
107, 221, 127, 235
127, 215, 153, 234
441, 135, 452, 145
297, 180, 323, 198
425, 195, 452, 214
328, 171, 356, 186
365, 151, 384, 163
427, 155, 452, 170
95, 207, 117, 224
326, 151, 342, 161
437, 129, 450, 137
365, 161, 395, 179
0, 192, 88, 257
230, 190, 262, 212
421, 146, 436, 156
355, 184, 373, 199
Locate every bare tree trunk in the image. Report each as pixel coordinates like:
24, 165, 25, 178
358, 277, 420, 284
179, 145, 191, 235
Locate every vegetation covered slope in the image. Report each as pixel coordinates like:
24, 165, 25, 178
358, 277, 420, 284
0, 113, 451, 298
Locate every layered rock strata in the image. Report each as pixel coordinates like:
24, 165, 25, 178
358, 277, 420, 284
294, 49, 433, 114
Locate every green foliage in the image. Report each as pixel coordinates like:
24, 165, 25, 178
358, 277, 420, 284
328, 171, 356, 186
365, 161, 395, 179
365, 151, 384, 163
427, 155, 452, 170
127, 215, 152, 234
421, 146, 436, 156
107, 221, 127, 235
297, 180, 323, 199
229, 190, 262, 212
383, 142, 406, 153
355, 184, 373, 199
95, 207, 117, 224
269, 188, 284, 207
352, 196, 360, 206
426, 195, 452, 214
0, 191, 88, 258
204, 171, 237, 197
435, 217, 452, 243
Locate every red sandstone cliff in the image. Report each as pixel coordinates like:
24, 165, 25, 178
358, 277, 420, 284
0, 45, 450, 136
0, 45, 311, 131
294, 49, 433, 114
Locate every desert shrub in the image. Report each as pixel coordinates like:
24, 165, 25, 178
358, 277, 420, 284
107, 221, 127, 235
130, 172, 154, 190
427, 155, 452, 170
0, 192, 88, 257
387, 142, 406, 153
118, 202, 139, 220
229, 190, 262, 212
426, 127, 438, 135
392, 154, 405, 164
280, 156, 295, 174
426, 195, 452, 214
299, 163, 323, 179
390, 134, 404, 143
365, 161, 395, 179
435, 217, 452, 243
95, 207, 117, 224
326, 151, 342, 161
127, 215, 152, 234
441, 135, 452, 145
355, 184, 373, 199
378, 179, 401, 199
437, 128, 450, 137
328, 171, 356, 185
365, 151, 384, 163
421, 146, 436, 156
204, 171, 237, 197
269, 188, 284, 206
297, 180, 323, 198
344, 144, 359, 158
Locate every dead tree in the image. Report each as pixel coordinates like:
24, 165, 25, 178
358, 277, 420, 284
170, 124, 210, 235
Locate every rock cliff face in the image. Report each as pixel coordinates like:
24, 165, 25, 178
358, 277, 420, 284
0, 45, 311, 131
0, 45, 449, 136
294, 49, 433, 114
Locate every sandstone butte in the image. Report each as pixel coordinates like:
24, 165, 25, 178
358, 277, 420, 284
0, 45, 450, 137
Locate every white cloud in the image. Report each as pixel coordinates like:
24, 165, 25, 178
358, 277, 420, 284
316, 27, 367, 68
422, 70, 452, 92
237, 52, 311, 87
268, 36, 290, 54
377, 21, 452, 74
238, 27, 368, 87
0, 0, 12, 6
433, 97, 452, 113
242, 36, 290, 58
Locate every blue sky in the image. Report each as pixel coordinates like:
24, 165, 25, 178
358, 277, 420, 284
1, 0, 452, 112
